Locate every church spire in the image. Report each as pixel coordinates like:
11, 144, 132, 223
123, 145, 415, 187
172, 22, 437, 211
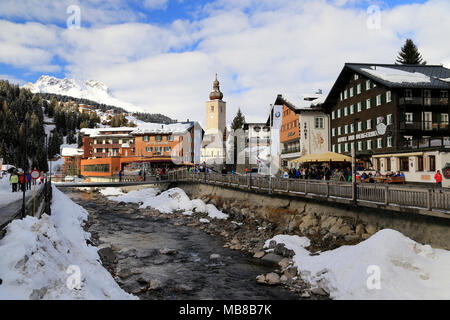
209, 73, 223, 101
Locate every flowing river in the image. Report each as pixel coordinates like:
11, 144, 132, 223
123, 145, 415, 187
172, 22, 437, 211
64, 190, 300, 300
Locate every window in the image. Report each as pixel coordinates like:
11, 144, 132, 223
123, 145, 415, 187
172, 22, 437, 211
167, 135, 174, 142
367, 119, 372, 130
349, 87, 354, 98
337, 109, 341, 118
376, 94, 382, 106
211, 106, 214, 112
344, 143, 349, 152
358, 141, 363, 151
112, 139, 119, 144
357, 84, 361, 94
387, 137, 392, 148
164, 147, 171, 152
387, 114, 393, 125
357, 102, 362, 112
155, 135, 162, 142
354, 74, 359, 80
441, 113, 449, 124
143, 136, 150, 142
83, 164, 110, 173
366, 98, 371, 109
366, 80, 371, 90
405, 89, 412, 99
400, 157, 409, 172
377, 138, 383, 149
338, 144, 342, 153
344, 107, 348, 117
441, 90, 449, 98
405, 113, 413, 124
340, 92, 343, 101
338, 127, 342, 135
358, 122, 362, 132
350, 123, 354, 133
417, 156, 424, 172
332, 111, 335, 120
386, 91, 392, 102
332, 128, 336, 137
315, 117, 325, 129
350, 105, 354, 114
429, 156, 436, 171
367, 140, 372, 150
344, 90, 348, 100
344, 125, 349, 134
146, 147, 153, 152
332, 145, 336, 153
386, 158, 391, 172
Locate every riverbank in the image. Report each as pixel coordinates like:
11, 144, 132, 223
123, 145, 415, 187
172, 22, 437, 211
66, 189, 310, 300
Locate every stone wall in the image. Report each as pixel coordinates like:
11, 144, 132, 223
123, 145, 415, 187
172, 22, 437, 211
177, 182, 450, 250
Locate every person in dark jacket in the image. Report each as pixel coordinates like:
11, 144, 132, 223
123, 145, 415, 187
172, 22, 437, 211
221, 166, 228, 175
26, 172, 31, 190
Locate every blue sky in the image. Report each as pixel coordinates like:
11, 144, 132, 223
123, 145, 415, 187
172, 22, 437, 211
0, 0, 447, 123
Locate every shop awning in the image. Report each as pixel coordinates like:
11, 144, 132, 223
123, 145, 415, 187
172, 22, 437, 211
291, 152, 352, 163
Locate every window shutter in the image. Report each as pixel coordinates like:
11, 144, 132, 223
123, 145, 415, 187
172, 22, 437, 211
370, 80, 373, 88
437, 114, 441, 122
362, 81, 366, 91
381, 93, 386, 105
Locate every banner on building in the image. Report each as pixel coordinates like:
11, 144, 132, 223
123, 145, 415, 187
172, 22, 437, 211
270, 105, 283, 175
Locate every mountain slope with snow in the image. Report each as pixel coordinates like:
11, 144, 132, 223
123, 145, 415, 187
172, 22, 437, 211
23, 76, 142, 113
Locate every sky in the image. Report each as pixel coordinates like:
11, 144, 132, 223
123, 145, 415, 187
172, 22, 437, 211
0, 0, 449, 125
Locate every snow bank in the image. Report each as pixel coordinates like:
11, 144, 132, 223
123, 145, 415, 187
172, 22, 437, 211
99, 187, 124, 197
0, 187, 135, 300
265, 230, 450, 300
0, 176, 33, 208
109, 187, 228, 220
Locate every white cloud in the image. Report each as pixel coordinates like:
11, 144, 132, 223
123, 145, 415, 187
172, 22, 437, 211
143, 0, 169, 10
0, 74, 26, 86
2, 0, 450, 125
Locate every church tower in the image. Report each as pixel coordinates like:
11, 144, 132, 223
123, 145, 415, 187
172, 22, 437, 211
206, 74, 226, 135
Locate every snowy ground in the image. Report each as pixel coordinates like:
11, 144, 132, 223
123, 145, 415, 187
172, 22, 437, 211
0, 176, 34, 208
265, 230, 450, 300
105, 187, 229, 220
0, 187, 136, 300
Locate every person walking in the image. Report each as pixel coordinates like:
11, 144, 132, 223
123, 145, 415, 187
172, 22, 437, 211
434, 170, 443, 188
119, 170, 123, 182
10, 172, 18, 192
26, 171, 31, 190
18, 173, 26, 192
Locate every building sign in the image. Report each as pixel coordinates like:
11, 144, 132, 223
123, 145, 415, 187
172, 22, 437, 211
444, 163, 450, 180
337, 130, 379, 143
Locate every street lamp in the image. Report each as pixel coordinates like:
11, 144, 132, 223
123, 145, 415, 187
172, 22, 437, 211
352, 117, 360, 206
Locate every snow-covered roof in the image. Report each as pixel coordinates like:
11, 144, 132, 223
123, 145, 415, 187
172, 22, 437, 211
62, 148, 84, 157
361, 66, 431, 84
277, 93, 326, 111
131, 122, 194, 135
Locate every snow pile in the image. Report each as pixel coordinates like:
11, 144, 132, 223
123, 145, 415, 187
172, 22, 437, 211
362, 67, 431, 84
0, 188, 136, 300
109, 187, 229, 220
99, 187, 125, 197
265, 229, 450, 300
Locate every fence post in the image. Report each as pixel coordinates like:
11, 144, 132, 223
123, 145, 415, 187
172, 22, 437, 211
326, 181, 330, 198
248, 175, 251, 190
286, 179, 290, 193
384, 186, 389, 205
427, 189, 432, 211
304, 180, 308, 195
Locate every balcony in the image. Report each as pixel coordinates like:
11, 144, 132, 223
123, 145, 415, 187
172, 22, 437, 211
398, 137, 450, 150
399, 121, 450, 134
399, 97, 449, 106
281, 147, 301, 155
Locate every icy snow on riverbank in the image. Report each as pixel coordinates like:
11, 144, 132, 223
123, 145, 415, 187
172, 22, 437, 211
106, 187, 229, 220
0, 188, 136, 300
265, 230, 450, 300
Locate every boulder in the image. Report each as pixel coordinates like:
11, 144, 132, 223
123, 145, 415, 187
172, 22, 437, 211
253, 251, 265, 259
256, 275, 266, 284
261, 253, 284, 267
311, 287, 329, 296
159, 248, 178, 255
366, 224, 377, 235
355, 224, 366, 235
321, 217, 337, 230
210, 254, 221, 260
278, 258, 292, 270
265, 273, 281, 285
148, 279, 163, 290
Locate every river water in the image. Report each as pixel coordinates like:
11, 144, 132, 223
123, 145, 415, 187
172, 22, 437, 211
64, 190, 300, 300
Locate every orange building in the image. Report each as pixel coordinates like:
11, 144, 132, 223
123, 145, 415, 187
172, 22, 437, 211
76, 122, 203, 178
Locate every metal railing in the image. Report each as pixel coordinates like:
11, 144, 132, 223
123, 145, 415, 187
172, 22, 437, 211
168, 170, 450, 215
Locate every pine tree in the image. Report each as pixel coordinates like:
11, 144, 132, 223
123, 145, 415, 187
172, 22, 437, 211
231, 108, 246, 131
396, 39, 426, 65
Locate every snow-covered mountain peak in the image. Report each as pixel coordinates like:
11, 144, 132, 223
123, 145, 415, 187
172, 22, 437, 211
23, 75, 140, 112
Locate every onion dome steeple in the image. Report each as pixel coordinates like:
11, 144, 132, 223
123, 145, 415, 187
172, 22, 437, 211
209, 73, 224, 101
